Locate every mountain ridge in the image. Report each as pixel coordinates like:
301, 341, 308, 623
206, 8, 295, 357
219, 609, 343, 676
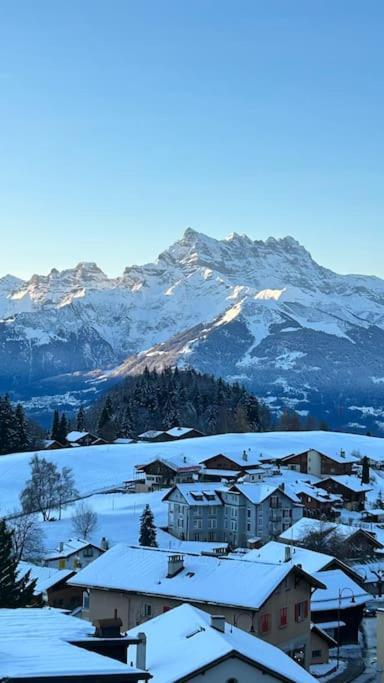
2, 229, 384, 432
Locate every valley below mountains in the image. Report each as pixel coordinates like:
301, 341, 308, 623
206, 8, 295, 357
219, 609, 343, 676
2, 228, 384, 431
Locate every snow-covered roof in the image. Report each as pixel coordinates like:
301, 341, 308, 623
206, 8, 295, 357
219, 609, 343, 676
127, 604, 317, 683
311, 569, 370, 611
282, 449, 359, 464
318, 475, 372, 492
113, 437, 135, 444
43, 537, 103, 560
200, 467, 240, 477
163, 482, 224, 506
231, 482, 301, 504
296, 482, 343, 503
18, 561, 73, 593
238, 541, 336, 574
66, 430, 93, 442
351, 560, 384, 583
138, 430, 166, 439
166, 426, 200, 437
279, 517, 381, 545
0, 608, 145, 680
70, 544, 324, 610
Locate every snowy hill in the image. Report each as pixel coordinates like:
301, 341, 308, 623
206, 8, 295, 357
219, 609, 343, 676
2, 229, 384, 429
1, 429, 384, 515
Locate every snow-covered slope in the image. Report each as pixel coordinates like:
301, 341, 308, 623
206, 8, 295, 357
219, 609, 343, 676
1, 430, 384, 515
2, 229, 384, 429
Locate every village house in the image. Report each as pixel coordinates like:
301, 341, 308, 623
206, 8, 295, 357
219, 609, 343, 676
279, 517, 383, 560
41, 438, 65, 450
138, 430, 174, 443
135, 457, 201, 490
70, 544, 325, 669
43, 538, 105, 570
277, 449, 359, 477
199, 451, 263, 472
18, 561, 83, 610
294, 483, 342, 519
0, 608, 150, 682
232, 541, 369, 645
66, 430, 107, 447
314, 475, 372, 510
127, 603, 318, 683
165, 426, 205, 440
311, 569, 370, 644
163, 482, 303, 546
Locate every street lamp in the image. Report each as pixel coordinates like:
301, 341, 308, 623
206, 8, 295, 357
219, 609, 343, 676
337, 587, 355, 666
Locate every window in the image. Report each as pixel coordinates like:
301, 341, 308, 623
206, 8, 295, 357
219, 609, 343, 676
260, 613, 271, 634
284, 577, 290, 591
84, 546, 94, 557
270, 496, 279, 508
283, 509, 291, 518
82, 592, 89, 610
231, 520, 237, 531
247, 508, 251, 518
144, 603, 152, 617
193, 518, 202, 529
231, 507, 237, 518
247, 522, 251, 531
279, 607, 288, 628
208, 518, 217, 529
294, 600, 309, 622
312, 649, 322, 659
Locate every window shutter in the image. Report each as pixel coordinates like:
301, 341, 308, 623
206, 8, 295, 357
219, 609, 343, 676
304, 600, 309, 618
294, 603, 299, 621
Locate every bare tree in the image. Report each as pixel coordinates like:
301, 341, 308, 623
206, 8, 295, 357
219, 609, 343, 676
20, 455, 78, 521
8, 511, 45, 563
71, 502, 98, 539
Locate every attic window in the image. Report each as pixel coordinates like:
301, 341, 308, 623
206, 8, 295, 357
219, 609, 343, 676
204, 493, 216, 501
191, 493, 204, 501
186, 571, 195, 578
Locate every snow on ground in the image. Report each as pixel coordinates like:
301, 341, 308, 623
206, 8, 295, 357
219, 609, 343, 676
39, 490, 168, 552
2, 430, 384, 515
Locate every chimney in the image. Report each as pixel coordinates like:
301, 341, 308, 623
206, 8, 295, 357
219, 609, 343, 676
59, 541, 64, 552
136, 632, 147, 671
242, 450, 248, 462
210, 615, 226, 633
279, 482, 285, 492
93, 611, 123, 638
167, 554, 184, 578
100, 537, 109, 550
284, 545, 292, 562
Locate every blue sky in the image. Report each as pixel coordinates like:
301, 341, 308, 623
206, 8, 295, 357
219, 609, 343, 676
0, 1, 383, 279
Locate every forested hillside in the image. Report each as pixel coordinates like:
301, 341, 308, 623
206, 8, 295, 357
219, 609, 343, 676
87, 368, 271, 439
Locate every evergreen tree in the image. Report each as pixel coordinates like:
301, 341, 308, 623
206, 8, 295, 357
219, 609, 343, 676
57, 413, 68, 444
0, 518, 39, 607
0, 395, 17, 455
15, 404, 30, 452
76, 406, 86, 432
139, 504, 158, 547
361, 456, 370, 485
51, 409, 61, 441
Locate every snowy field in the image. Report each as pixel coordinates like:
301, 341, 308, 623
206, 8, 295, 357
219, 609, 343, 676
1, 429, 384, 515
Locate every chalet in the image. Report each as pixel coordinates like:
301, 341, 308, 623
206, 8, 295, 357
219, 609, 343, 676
66, 431, 101, 447
165, 426, 205, 440
70, 543, 325, 669
314, 475, 372, 511
279, 517, 383, 560
295, 483, 342, 519
0, 608, 149, 682
136, 457, 201, 489
311, 569, 370, 644
41, 439, 65, 450
127, 603, 318, 682
18, 561, 83, 610
199, 451, 262, 472
43, 538, 105, 570
279, 449, 359, 477
138, 430, 174, 442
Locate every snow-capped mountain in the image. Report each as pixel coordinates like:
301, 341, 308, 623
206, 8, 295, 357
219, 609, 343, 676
2, 228, 384, 430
